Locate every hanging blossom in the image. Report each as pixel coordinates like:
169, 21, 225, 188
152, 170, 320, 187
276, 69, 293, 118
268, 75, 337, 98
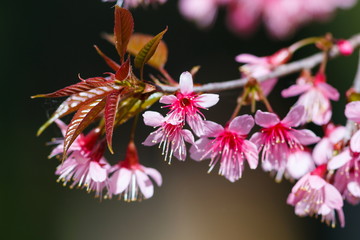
345, 101, 360, 152
282, 71, 339, 126
285, 148, 315, 180
328, 148, 360, 205
102, 0, 166, 8
143, 111, 195, 163
160, 71, 219, 136
49, 120, 111, 199
250, 105, 320, 181
190, 115, 258, 182
109, 141, 162, 201
179, 0, 356, 39
313, 123, 346, 165
236, 48, 292, 98
287, 164, 345, 228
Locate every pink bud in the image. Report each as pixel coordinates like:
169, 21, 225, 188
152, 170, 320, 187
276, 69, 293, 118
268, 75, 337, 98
337, 40, 353, 56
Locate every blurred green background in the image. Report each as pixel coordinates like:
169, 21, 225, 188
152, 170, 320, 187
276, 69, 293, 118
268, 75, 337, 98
2, 0, 360, 239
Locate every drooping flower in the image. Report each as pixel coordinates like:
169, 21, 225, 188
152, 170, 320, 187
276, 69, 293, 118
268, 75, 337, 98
143, 111, 195, 163
50, 120, 110, 199
190, 115, 258, 182
287, 165, 345, 228
328, 148, 360, 205
285, 148, 315, 180
160, 71, 219, 136
282, 72, 339, 125
250, 105, 320, 181
313, 123, 346, 165
345, 101, 360, 152
102, 0, 167, 8
109, 141, 162, 201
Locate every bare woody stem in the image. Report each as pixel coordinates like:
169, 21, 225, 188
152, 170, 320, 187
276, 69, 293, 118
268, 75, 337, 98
159, 33, 360, 93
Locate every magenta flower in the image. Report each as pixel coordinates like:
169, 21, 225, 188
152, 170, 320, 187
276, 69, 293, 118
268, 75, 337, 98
282, 73, 339, 125
143, 111, 195, 163
250, 105, 320, 181
160, 71, 219, 136
345, 101, 360, 152
109, 141, 162, 201
190, 115, 258, 182
287, 165, 345, 228
50, 120, 110, 199
313, 123, 346, 165
328, 148, 360, 205
337, 39, 354, 56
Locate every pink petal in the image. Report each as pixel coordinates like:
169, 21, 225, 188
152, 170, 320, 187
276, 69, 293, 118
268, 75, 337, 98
243, 140, 259, 169
281, 83, 312, 98
329, 126, 346, 144
196, 93, 219, 108
328, 149, 352, 170
337, 209, 346, 228
261, 78, 277, 96
203, 120, 224, 136
142, 131, 163, 146
235, 53, 264, 64
282, 105, 304, 127
286, 150, 315, 179
308, 175, 326, 189
345, 101, 360, 122
159, 95, 177, 104
190, 138, 211, 161
348, 182, 360, 197
179, 71, 194, 94
54, 119, 68, 136
350, 130, 360, 152
291, 174, 310, 193
249, 132, 262, 148
254, 110, 280, 128
135, 170, 154, 199
182, 129, 195, 144
143, 111, 164, 127
313, 139, 332, 165
317, 82, 340, 101
228, 115, 254, 135
110, 168, 132, 194
324, 184, 344, 209
291, 129, 320, 145
144, 167, 162, 187
89, 161, 107, 182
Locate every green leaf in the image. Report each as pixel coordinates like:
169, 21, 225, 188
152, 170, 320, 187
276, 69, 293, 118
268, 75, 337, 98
114, 6, 134, 62
134, 27, 168, 79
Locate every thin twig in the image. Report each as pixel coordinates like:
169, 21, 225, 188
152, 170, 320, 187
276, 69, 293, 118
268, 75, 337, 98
159, 33, 360, 93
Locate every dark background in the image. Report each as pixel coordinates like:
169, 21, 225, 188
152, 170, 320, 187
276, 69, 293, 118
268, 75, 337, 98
2, 0, 360, 239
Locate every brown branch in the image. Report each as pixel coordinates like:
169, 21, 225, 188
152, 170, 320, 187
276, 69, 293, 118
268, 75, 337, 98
159, 33, 360, 93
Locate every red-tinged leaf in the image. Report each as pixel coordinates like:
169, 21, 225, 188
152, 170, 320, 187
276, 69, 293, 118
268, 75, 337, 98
134, 27, 168, 79
128, 33, 168, 69
37, 85, 120, 136
105, 90, 123, 153
114, 6, 134, 61
94, 45, 120, 71
115, 58, 130, 81
85, 77, 114, 87
31, 82, 96, 99
63, 98, 107, 158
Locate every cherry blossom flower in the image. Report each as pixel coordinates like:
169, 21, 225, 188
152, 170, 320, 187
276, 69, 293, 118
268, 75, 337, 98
143, 111, 195, 163
190, 115, 258, 182
160, 71, 219, 136
328, 148, 360, 205
345, 101, 360, 152
102, 0, 166, 8
285, 149, 315, 180
109, 141, 162, 201
250, 105, 320, 181
282, 72, 339, 125
287, 165, 345, 228
50, 120, 110, 199
313, 123, 346, 165
337, 39, 354, 56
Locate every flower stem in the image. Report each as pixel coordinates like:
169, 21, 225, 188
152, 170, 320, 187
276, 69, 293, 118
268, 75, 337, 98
130, 113, 140, 141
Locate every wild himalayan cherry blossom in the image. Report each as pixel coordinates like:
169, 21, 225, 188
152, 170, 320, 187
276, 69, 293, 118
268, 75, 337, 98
179, 0, 357, 38
250, 105, 320, 181
328, 148, 360, 205
282, 72, 339, 126
345, 101, 360, 152
287, 165, 345, 228
313, 123, 346, 165
50, 120, 110, 199
143, 111, 195, 163
160, 71, 219, 136
190, 115, 258, 182
285, 149, 315, 180
109, 141, 162, 201
236, 48, 291, 97
102, 0, 166, 8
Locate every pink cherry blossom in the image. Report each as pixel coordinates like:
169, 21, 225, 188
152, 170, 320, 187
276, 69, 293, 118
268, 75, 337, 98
190, 115, 258, 182
282, 72, 339, 125
287, 165, 345, 228
102, 0, 166, 8
160, 72, 219, 136
313, 123, 346, 165
345, 101, 360, 152
50, 120, 110, 199
285, 149, 315, 180
328, 148, 360, 205
250, 105, 320, 181
337, 39, 354, 56
109, 141, 162, 201
143, 111, 195, 163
